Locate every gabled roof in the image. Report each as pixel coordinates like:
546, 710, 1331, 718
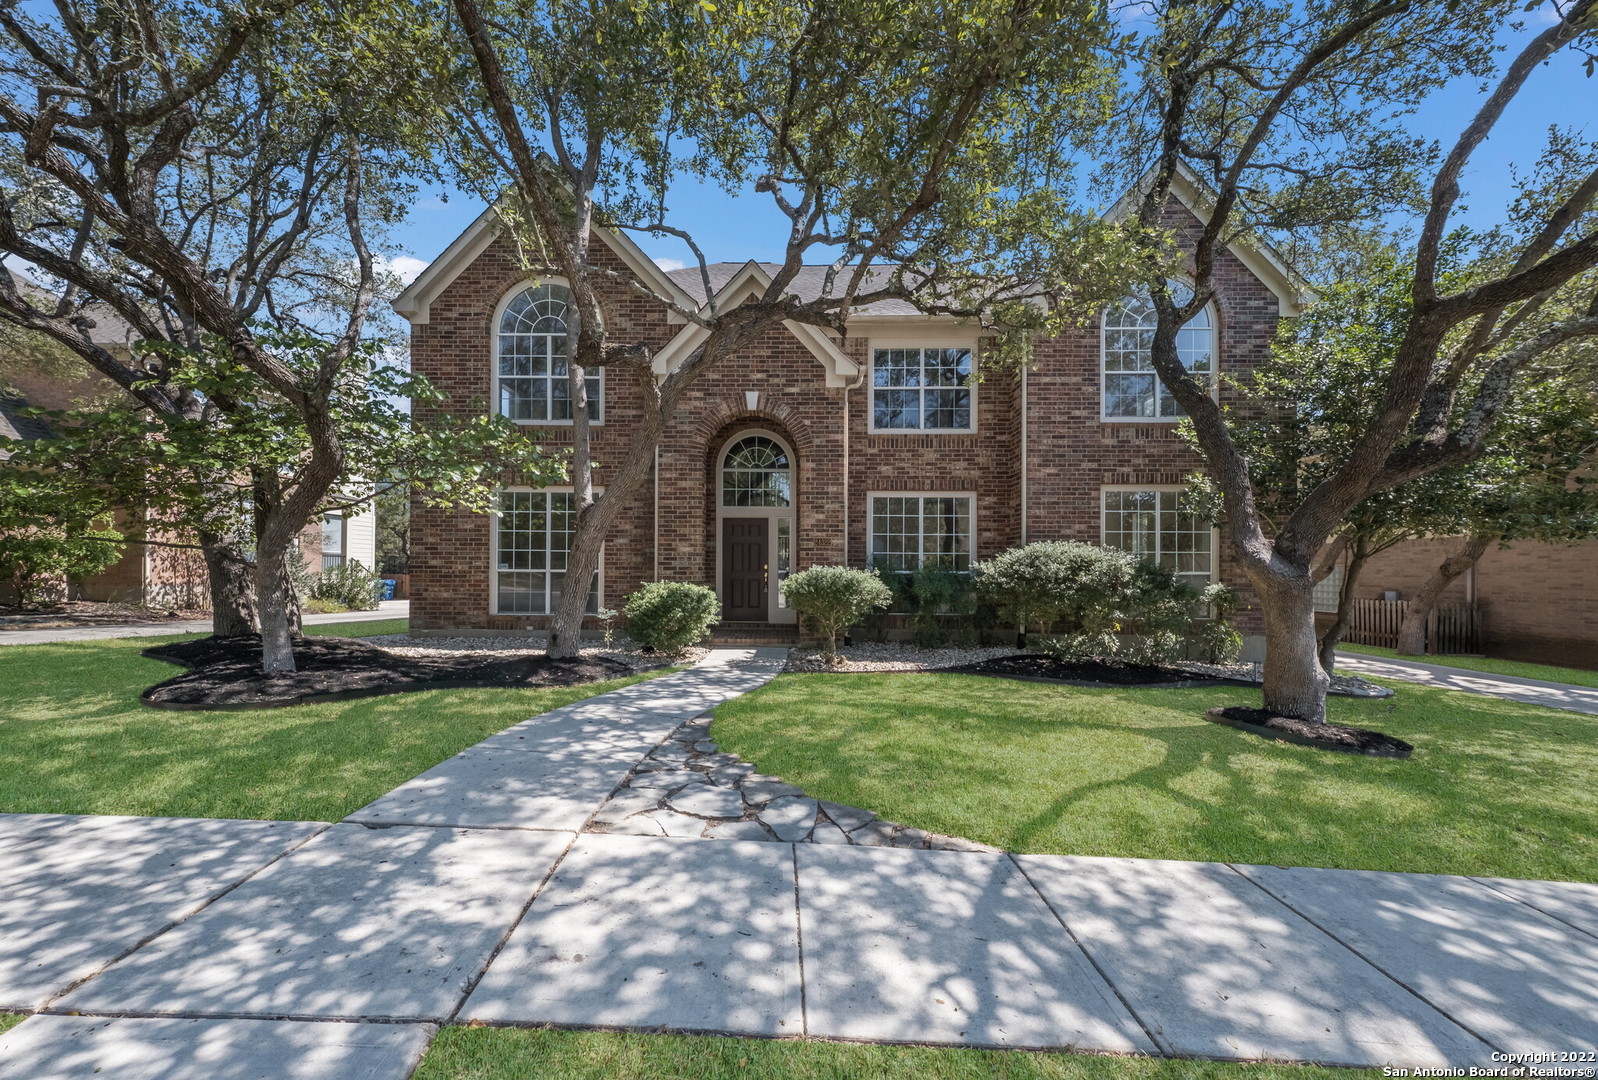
652, 260, 860, 386
0, 393, 51, 457
1105, 160, 1313, 316
390, 204, 698, 324
666, 262, 921, 316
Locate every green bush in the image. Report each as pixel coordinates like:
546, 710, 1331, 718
1038, 555, 1200, 667
973, 541, 1123, 640
783, 565, 893, 661
622, 581, 720, 656
904, 562, 975, 648
308, 560, 383, 611
1193, 582, 1244, 664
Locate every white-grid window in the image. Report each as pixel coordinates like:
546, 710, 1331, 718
1101, 281, 1214, 420
493, 490, 599, 615
1101, 488, 1213, 590
320, 513, 346, 570
496, 284, 602, 424
871, 348, 974, 431
869, 494, 974, 572
721, 436, 791, 507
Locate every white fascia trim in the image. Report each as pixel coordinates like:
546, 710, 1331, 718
392, 201, 698, 326
651, 260, 859, 387
1103, 161, 1313, 317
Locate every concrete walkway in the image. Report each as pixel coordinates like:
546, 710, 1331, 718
1337, 652, 1598, 716
2, 647, 1596, 1078
0, 600, 409, 646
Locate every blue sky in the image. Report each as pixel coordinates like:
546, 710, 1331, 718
377, 7, 1593, 286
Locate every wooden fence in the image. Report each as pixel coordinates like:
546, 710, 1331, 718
1347, 598, 1482, 654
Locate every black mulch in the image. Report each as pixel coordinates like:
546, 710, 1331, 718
937, 653, 1253, 688
140, 634, 635, 710
1204, 705, 1414, 758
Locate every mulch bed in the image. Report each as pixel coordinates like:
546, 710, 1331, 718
1204, 706, 1414, 758
938, 653, 1251, 688
140, 633, 634, 710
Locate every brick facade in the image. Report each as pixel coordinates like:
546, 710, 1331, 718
404, 200, 1286, 638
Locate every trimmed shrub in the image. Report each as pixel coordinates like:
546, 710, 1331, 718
1193, 583, 1244, 664
973, 541, 1120, 640
622, 581, 720, 656
783, 565, 893, 661
904, 562, 975, 648
308, 560, 383, 611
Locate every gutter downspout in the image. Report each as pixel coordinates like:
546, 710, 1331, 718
1020, 364, 1029, 545
653, 444, 660, 581
843, 364, 867, 566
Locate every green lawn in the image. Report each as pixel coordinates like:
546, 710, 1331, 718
0, 634, 662, 821
0, 1014, 20, 1036
413, 1028, 1376, 1080
714, 673, 1598, 883
304, 617, 411, 637
1337, 643, 1598, 688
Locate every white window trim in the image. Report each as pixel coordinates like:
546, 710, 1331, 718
489, 486, 604, 617
1098, 286, 1218, 425
1098, 484, 1219, 585
865, 490, 978, 572
714, 430, 799, 625
491, 278, 605, 428
866, 344, 979, 435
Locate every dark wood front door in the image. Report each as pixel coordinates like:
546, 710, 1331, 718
722, 518, 769, 620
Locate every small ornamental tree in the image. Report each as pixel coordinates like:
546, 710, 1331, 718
0, 472, 122, 606
783, 566, 894, 662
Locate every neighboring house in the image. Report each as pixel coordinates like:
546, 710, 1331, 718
1326, 537, 1598, 669
0, 306, 376, 607
395, 171, 1309, 655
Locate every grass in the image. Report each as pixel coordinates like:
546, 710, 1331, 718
303, 616, 411, 637
714, 673, 1598, 883
1337, 643, 1598, 689
0, 633, 664, 821
0, 1014, 21, 1036
412, 1028, 1377, 1080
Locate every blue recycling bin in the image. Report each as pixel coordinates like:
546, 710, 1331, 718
379, 578, 397, 601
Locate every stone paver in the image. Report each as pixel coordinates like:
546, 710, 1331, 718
668, 786, 747, 819
1472, 875, 1598, 939
759, 795, 817, 841
1336, 654, 1598, 715
463, 833, 802, 1035
57, 825, 570, 1021
0, 1015, 433, 1080
1018, 855, 1491, 1067
344, 746, 643, 831
0, 815, 324, 1011
1235, 863, 1598, 1056
797, 845, 1153, 1051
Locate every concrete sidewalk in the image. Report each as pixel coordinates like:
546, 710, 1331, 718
0, 600, 409, 646
3, 647, 1595, 1078
1337, 652, 1598, 716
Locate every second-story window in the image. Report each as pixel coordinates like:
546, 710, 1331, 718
871, 347, 973, 431
497, 283, 602, 424
1101, 282, 1214, 420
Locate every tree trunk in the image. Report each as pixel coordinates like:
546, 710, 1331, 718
1317, 537, 1370, 675
1395, 533, 1491, 656
198, 531, 258, 636
1257, 571, 1330, 723
255, 541, 297, 673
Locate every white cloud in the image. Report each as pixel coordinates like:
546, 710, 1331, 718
653, 257, 688, 272
379, 255, 429, 284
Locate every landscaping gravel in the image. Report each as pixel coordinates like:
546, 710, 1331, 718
785, 641, 1017, 673
364, 633, 708, 674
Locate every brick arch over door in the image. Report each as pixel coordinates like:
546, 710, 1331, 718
691, 397, 816, 459
701, 416, 801, 616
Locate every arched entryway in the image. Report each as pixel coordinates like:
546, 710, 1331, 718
715, 430, 798, 624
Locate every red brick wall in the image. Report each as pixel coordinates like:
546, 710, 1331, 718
1358, 537, 1598, 668
406, 201, 1286, 636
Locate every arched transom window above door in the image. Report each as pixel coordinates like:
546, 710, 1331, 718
721, 435, 791, 507
496, 282, 602, 424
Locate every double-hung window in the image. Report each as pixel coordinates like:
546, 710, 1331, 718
868, 493, 974, 572
494, 490, 599, 615
497, 283, 602, 424
320, 514, 346, 570
1101, 488, 1213, 590
871, 347, 973, 431
1101, 282, 1214, 420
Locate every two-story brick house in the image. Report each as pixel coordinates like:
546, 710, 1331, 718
395, 174, 1308, 652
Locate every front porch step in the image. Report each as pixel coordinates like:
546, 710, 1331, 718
711, 622, 802, 646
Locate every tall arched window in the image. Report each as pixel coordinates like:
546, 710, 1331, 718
496, 283, 601, 423
1101, 281, 1214, 420
721, 435, 791, 507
